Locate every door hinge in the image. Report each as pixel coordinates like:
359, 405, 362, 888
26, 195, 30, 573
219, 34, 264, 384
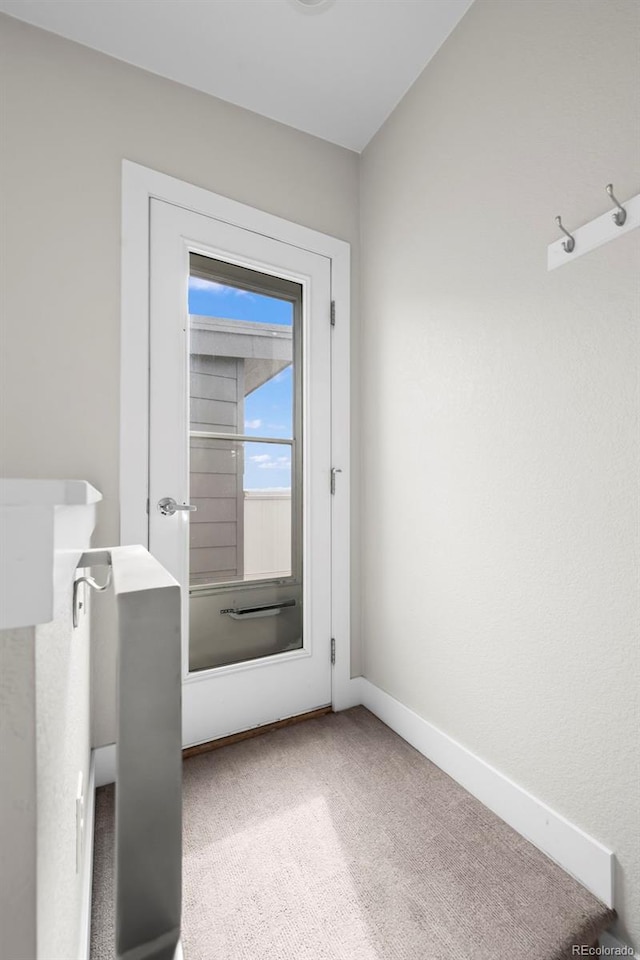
146, 497, 150, 515
330, 467, 342, 495
330, 638, 336, 665
330, 300, 336, 327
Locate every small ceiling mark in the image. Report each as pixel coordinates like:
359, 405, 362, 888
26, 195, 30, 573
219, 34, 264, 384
289, 0, 336, 13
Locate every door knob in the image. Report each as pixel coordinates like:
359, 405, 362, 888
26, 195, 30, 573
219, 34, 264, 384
157, 497, 197, 516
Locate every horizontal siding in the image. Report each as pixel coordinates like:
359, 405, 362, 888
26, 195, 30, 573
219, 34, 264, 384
190, 397, 237, 429
190, 472, 237, 499
190, 546, 237, 575
191, 570, 238, 586
190, 521, 237, 549
190, 372, 237, 403
191, 421, 237, 434
189, 353, 243, 584
190, 355, 238, 377
190, 498, 237, 523
190, 442, 237, 474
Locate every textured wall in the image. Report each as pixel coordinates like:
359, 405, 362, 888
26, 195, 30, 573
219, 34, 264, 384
35, 555, 91, 960
360, 0, 639, 945
0, 14, 361, 746
0, 543, 92, 960
0, 627, 37, 960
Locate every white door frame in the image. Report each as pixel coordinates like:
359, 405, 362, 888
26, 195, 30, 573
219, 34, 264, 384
120, 160, 353, 712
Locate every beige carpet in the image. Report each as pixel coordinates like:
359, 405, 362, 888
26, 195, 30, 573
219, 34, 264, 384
91, 707, 614, 960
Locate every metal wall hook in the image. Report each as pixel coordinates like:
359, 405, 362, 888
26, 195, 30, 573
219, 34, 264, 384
605, 183, 627, 226
73, 564, 112, 628
555, 215, 575, 253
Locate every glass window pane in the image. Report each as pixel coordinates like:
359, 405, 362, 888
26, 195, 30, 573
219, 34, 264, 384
189, 439, 292, 587
187, 256, 302, 671
188, 276, 293, 440
189, 579, 303, 671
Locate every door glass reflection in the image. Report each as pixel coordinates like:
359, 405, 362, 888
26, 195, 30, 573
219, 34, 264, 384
189, 439, 292, 586
187, 255, 302, 671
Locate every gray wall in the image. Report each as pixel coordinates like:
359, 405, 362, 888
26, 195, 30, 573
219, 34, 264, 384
35, 575, 91, 960
0, 628, 37, 960
360, 0, 639, 945
0, 581, 91, 960
0, 14, 361, 746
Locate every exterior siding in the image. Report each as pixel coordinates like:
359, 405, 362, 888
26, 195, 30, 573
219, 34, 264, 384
189, 354, 244, 585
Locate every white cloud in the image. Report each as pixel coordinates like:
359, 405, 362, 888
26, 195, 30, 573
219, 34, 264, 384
188, 277, 253, 297
189, 277, 225, 292
245, 419, 262, 429
249, 452, 291, 470
259, 458, 291, 470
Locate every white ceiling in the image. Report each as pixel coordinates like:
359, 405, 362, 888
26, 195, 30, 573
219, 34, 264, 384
0, 0, 473, 151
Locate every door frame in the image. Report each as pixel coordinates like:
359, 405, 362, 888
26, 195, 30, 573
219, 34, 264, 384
120, 160, 352, 711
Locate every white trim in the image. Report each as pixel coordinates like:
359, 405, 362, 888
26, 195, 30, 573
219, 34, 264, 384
329, 236, 351, 710
0, 480, 101, 630
359, 679, 614, 908
547, 192, 640, 270
120, 161, 352, 713
78, 752, 96, 960
94, 743, 116, 787
337, 675, 365, 710
600, 931, 639, 958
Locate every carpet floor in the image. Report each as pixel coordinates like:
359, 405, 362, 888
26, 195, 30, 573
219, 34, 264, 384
91, 706, 614, 960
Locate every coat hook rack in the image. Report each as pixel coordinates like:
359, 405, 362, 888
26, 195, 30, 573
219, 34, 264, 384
605, 184, 627, 226
548, 184, 639, 270
555, 215, 575, 253
73, 558, 112, 628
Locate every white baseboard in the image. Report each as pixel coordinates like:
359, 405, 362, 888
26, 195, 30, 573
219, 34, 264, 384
335, 675, 365, 711
600, 932, 638, 958
94, 743, 116, 787
77, 751, 96, 960
358, 679, 614, 908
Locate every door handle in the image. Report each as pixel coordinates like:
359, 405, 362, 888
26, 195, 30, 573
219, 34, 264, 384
157, 497, 197, 516
220, 599, 296, 620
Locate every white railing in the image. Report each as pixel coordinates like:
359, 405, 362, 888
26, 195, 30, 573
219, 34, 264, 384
0, 483, 182, 960
79, 546, 182, 960
244, 490, 291, 580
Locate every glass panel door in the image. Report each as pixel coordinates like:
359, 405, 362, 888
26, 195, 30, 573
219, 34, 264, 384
149, 197, 333, 745
187, 254, 303, 671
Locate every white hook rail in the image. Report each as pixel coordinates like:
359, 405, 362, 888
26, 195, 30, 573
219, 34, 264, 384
548, 188, 639, 270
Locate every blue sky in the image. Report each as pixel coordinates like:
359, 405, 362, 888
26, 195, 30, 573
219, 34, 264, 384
189, 276, 293, 490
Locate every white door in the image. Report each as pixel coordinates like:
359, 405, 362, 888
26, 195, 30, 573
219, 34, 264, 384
149, 199, 333, 747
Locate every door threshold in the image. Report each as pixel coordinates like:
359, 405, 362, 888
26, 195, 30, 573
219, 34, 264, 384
182, 705, 333, 759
